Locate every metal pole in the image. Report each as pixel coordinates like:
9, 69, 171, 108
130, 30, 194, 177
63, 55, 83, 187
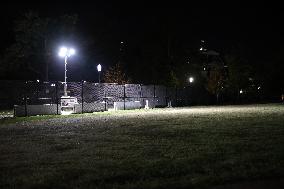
153, 84, 156, 108
175, 86, 177, 106
24, 81, 27, 117
98, 71, 101, 83
64, 56, 68, 96
165, 86, 168, 106
56, 82, 59, 115
123, 85, 126, 110
81, 80, 84, 114
25, 95, 27, 117
104, 89, 107, 111
140, 84, 142, 109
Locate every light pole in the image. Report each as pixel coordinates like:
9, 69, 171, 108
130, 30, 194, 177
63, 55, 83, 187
97, 64, 102, 83
58, 47, 75, 96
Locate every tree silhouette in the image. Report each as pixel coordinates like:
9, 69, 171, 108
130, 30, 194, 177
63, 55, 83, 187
224, 49, 254, 102
103, 63, 131, 84
205, 66, 225, 103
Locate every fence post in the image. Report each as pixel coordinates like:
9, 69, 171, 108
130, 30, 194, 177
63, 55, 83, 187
81, 80, 84, 114
140, 84, 142, 109
24, 81, 27, 117
56, 81, 59, 115
153, 84, 156, 108
165, 86, 168, 106
104, 87, 107, 111
123, 84, 126, 110
175, 85, 178, 106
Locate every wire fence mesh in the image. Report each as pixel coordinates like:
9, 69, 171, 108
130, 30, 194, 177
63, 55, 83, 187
0, 81, 184, 116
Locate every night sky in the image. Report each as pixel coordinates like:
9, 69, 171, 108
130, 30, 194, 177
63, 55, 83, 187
0, 2, 283, 82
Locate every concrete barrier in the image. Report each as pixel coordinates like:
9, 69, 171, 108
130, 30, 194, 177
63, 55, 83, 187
113, 101, 141, 110
14, 104, 58, 117
14, 102, 106, 117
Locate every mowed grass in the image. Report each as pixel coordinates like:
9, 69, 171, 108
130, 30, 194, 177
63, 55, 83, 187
0, 104, 284, 189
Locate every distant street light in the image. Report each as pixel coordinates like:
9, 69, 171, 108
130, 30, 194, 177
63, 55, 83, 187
200, 40, 207, 52
97, 64, 102, 83
58, 47, 75, 96
189, 77, 194, 83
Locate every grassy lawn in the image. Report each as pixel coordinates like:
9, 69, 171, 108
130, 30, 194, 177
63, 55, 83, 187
0, 104, 284, 188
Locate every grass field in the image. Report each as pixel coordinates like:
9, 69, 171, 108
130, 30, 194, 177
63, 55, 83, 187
0, 104, 284, 188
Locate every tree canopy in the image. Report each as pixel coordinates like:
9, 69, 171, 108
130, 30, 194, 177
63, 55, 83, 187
103, 63, 131, 84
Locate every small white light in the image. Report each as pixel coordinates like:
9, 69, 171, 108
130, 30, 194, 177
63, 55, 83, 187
97, 64, 102, 72
240, 90, 243, 94
121, 41, 124, 44
36, 79, 39, 82
200, 47, 203, 51
189, 77, 194, 83
51, 83, 55, 87
258, 86, 261, 90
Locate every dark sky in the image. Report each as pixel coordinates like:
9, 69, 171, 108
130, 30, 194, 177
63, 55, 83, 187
1, 2, 283, 52
0, 2, 283, 81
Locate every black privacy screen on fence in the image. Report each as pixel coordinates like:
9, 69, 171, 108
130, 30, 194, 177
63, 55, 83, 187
0, 81, 187, 116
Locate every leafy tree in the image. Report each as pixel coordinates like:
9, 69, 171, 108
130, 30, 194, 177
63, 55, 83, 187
197, 50, 227, 103
166, 70, 179, 87
224, 51, 253, 100
205, 66, 226, 103
103, 63, 131, 84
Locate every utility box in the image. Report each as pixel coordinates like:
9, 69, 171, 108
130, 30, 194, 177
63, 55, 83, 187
60, 96, 78, 114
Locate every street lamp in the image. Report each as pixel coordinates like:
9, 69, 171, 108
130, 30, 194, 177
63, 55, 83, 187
58, 47, 75, 96
97, 64, 102, 83
189, 77, 194, 83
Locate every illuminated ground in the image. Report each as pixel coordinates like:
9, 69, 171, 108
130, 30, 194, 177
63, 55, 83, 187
0, 104, 284, 188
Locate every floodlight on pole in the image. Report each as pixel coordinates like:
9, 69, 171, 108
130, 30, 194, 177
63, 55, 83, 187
58, 46, 75, 96
97, 64, 102, 83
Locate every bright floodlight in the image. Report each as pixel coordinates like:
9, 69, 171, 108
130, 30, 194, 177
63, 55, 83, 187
97, 64, 102, 72
69, 48, 75, 56
59, 47, 68, 57
189, 77, 194, 83
58, 47, 75, 57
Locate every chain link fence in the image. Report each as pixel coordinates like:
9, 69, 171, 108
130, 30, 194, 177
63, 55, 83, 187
0, 81, 188, 117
